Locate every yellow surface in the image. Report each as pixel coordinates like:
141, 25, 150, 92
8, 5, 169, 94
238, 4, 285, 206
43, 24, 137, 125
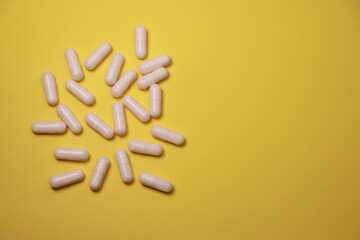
1, 0, 360, 239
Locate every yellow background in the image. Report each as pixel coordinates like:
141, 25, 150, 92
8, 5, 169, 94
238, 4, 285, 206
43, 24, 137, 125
1, 0, 360, 239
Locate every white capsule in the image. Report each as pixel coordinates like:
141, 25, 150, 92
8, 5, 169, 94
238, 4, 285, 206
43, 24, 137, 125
138, 55, 171, 75
90, 156, 110, 191
123, 96, 150, 122
135, 26, 147, 59
54, 148, 89, 161
128, 140, 163, 156
42, 72, 58, 106
151, 125, 185, 146
66, 80, 95, 105
139, 173, 173, 193
65, 49, 83, 81
115, 149, 133, 183
85, 113, 114, 139
56, 104, 82, 134
137, 67, 169, 90
113, 102, 127, 136
32, 121, 66, 134
111, 70, 137, 98
84, 42, 112, 70
150, 84, 162, 118
105, 53, 124, 86
50, 169, 85, 189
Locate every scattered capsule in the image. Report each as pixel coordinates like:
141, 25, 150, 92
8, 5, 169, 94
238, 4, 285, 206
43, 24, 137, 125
111, 69, 137, 98
56, 104, 82, 134
113, 102, 127, 136
123, 96, 150, 122
66, 80, 95, 105
139, 173, 173, 193
128, 140, 163, 156
115, 149, 133, 183
105, 53, 124, 86
137, 67, 169, 90
42, 72, 58, 106
32, 121, 66, 134
138, 55, 171, 75
54, 148, 89, 161
150, 84, 162, 118
90, 156, 110, 191
50, 169, 85, 189
151, 125, 185, 146
135, 26, 147, 59
84, 42, 112, 70
85, 113, 114, 139
65, 49, 83, 81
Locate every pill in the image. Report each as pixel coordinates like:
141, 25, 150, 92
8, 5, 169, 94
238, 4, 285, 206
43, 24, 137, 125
151, 125, 185, 146
138, 55, 171, 75
137, 67, 169, 90
84, 42, 112, 70
54, 148, 89, 161
105, 53, 124, 86
90, 156, 110, 191
150, 84, 162, 118
32, 121, 66, 134
135, 26, 147, 59
115, 149, 133, 183
123, 96, 150, 122
85, 113, 114, 139
50, 169, 85, 189
65, 49, 83, 81
66, 80, 95, 105
139, 173, 173, 193
42, 72, 58, 106
128, 140, 163, 156
111, 69, 137, 98
113, 102, 127, 136
56, 104, 82, 134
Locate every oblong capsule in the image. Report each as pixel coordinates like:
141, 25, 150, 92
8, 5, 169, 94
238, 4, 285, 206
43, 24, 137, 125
135, 26, 147, 59
150, 84, 162, 118
113, 102, 127, 136
50, 169, 85, 189
105, 53, 124, 86
42, 72, 58, 106
139, 173, 173, 193
115, 149, 133, 183
32, 121, 66, 134
137, 67, 169, 90
128, 140, 163, 156
151, 125, 185, 146
90, 156, 110, 191
54, 148, 89, 161
138, 55, 171, 75
65, 49, 83, 81
84, 42, 112, 70
123, 96, 150, 123
56, 104, 82, 134
66, 80, 95, 105
111, 69, 137, 98
85, 113, 114, 139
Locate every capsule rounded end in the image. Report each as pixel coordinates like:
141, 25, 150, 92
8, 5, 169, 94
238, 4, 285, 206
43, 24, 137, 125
103, 129, 115, 140
153, 145, 163, 156
84, 95, 96, 106
47, 97, 59, 106
110, 88, 120, 98
150, 110, 161, 118
89, 181, 101, 191
137, 80, 147, 90
128, 140, 136, 152
72, 72, 84, 81
162, 181, 174, 193
122, 174, 134, 184
84, 60, 95, 71
140, 112, 151, 122
115, 128, 127, 136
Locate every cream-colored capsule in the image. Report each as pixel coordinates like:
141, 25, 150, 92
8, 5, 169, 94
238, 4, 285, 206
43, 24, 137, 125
42, 72, 58, 106
84, 42, 112, 70
111, 69, 137, 98
56, 104, 82, 134
90, 157, 110, 191
128, 140, 163, 156
138, 55, 171, 74
85, 113, 114, 139
150, 84, 162, 118
105, 53, 124, 86
50, 169, 85, 189
135, 26, 147, 59
115, 149, 133, 183
139, 173, 173, 193
113, 102, 127, 136
151, 125, 185, 146
123, 96, 150, 122
32, 121, 66, 134
65, 49, 83, 81
137, 67, 169, 90
66, 80, 95, 105
54, 148, 89, 161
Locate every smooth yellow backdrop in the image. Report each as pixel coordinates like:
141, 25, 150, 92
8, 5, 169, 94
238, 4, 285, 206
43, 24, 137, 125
1, 0, 360, 239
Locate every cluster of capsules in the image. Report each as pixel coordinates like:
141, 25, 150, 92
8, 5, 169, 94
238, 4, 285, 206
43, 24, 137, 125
31, 26, 185, 194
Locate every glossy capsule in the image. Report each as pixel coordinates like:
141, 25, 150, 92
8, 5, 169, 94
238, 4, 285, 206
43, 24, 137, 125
50, 169, 85, 189
32, 121, 66, 134
105, 53, 124, 86
151, 125, 185, 146
54, 148, 89, 161
111, 69, 137, 98
113, 102, 127, 136
42, 72, 58, 106
138, 55, 171, 74
135, 26, 147, 59
128, 140, 163, 156
56, 104, 82, 134
123, 96, 150, 122
90, 157, 110, 191
85, 113, 114, 139
66, 80, 95, 105
150, 84, 162, 118
139, 173, 173, 193
137, 67, 169, 90
84, 42, 112, 70
115, 149, 133, 183
65, 49, 83, 81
